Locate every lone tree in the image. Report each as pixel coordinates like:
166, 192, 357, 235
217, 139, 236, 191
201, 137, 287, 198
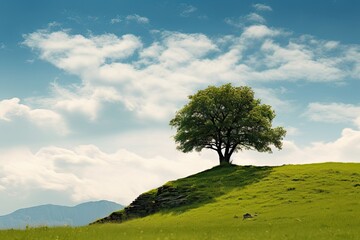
170, 84, 286, 165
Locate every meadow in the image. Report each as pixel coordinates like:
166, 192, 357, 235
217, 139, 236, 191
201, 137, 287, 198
0, 162, 359, 239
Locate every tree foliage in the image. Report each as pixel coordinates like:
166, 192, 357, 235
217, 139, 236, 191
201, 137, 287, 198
170, 84, 286, 165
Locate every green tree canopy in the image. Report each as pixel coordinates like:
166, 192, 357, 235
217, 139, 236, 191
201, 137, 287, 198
170, 84, 286, 165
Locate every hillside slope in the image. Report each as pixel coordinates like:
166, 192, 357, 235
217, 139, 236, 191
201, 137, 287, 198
0, 163, 359, 239
95, 164, 272, 223
0, 200, 123, 229
91, 162, 360, 239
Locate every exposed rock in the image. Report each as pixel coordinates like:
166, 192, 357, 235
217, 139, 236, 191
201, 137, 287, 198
94, 184, 194, 224
243, 213, 253, 220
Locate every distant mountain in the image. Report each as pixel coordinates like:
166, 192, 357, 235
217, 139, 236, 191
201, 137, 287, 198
0, 200, 123, 229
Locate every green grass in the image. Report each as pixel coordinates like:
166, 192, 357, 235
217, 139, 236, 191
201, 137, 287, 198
1, 162, 359, 239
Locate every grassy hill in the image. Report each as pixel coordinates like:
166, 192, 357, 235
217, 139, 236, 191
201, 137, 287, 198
1, 162, 359, 239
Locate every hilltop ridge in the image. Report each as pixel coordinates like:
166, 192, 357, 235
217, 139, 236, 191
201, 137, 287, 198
95, 162, 360, 228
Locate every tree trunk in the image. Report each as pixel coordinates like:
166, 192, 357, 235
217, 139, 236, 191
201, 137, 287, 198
219, 154, 231, 165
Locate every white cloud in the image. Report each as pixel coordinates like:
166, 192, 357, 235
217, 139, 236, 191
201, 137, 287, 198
244, 38, 347, 82
253, 3, 272, 12
285, 126, 301, 136
180, 4, 197, 17
46, 83, 121, 121
0, 98, 68, 135
236, 127, 360, 166
22, 26, 360, 121
305, 102, 360, 127
47, 21, 61, 28
225, 13, 266, 28
23, 30, 142, 77
344, 46, 360, 78
247, 13, 266, 23
110, 16, 121, 24
224, 18, 243, 28
125, 14, 149, 24
324, 40, 339, 49
110, 14, 149, 25
241, 25, 282, 39
158, 32, 218, 66
0, 143, 214, 213
87, 31, 220, 119
253, 87, 292, 112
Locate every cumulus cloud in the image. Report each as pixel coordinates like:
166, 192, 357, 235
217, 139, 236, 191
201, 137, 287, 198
0, 143, 214, 213
110, 16, 121, 24
24, 30, 221, 120
241, 25, 283, 39
23, 30, 142, 77
344, 45, 360, 78
0, 98, 68, 135
45, 83, 121, 121
253, 87, 292, 112
125, 14, 149, 24
224, 18, 243, 28
236, 127, 360, 166
253, 3, 273, 12
305, 102, 360, 128
225, 13, 266, 28
110, 14, 149, 24
22, 25, 360, 121
285, 126, 301, 136
247, 13, 266, 23
180, 4, 197, 17
242, 37, 347, 82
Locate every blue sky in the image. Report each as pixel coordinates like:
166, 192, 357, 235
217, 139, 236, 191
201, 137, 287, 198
0, 0, 360, 215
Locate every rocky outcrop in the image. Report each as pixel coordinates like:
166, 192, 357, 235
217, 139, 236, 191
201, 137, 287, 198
94, 164, 272, 224
94, 184, 195, 224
